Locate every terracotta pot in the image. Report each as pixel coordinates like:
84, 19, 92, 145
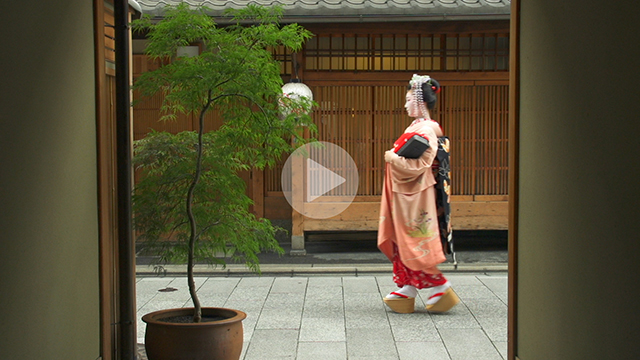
142, 307, 247, 360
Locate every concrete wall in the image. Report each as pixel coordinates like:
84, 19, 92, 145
0, 2, 101, 359
517, 1, 640, 358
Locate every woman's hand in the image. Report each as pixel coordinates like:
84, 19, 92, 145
384, 150, 399, 163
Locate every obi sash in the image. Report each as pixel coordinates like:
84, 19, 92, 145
434, 137, 456, 265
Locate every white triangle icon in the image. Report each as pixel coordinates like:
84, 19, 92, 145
307, 158, 346, 202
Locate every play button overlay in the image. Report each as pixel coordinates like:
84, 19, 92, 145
281, 141, 359, 219
307, 159, 346, 202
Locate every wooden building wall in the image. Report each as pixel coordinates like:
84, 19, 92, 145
132, 20, 510, 236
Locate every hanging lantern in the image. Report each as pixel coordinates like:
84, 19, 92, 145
279, 52, 313, 118
281, 78, 313, 102
280, 78, 313, 118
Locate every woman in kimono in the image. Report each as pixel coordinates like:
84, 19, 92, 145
378, 74, 458, 314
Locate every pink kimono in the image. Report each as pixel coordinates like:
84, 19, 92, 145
378, 121, 446, 275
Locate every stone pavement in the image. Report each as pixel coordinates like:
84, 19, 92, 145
136, 271, 508, 360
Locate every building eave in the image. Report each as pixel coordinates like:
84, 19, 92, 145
134, 0, 511, 23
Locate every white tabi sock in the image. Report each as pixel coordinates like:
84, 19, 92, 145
425, 281, 452, 306
385, 285, 418, 299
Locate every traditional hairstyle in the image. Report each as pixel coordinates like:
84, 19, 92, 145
407, 74, 441, 117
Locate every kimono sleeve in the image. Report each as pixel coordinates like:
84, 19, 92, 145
387, 128, 439, 180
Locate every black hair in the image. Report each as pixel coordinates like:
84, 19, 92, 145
407, 78, 441, 110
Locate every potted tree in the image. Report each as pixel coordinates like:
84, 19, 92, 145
131, 4, 314, 359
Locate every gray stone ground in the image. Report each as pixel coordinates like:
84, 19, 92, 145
136, 232, 508, 359
136, 272, 508, 360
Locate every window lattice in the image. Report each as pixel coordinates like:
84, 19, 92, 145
304, 33, 509, 72
271, 45, 293, 77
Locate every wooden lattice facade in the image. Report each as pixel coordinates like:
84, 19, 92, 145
132, 20, 510, 245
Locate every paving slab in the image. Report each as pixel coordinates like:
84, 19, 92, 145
243, 329, 299, 360
135, 271, 509, 360
346, 328, 398, 358
396, 341, 451, 360
296, 341, 347, 360
299, 317, 346, 342
439, 328, 503, 360
302, 298, 345, 317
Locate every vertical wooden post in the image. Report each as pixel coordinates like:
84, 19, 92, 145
290, 54, 308, 254
508, 0, 521, 359
290, 149, 306, 255
94, 2, 116, 359
114, 1, 137, 358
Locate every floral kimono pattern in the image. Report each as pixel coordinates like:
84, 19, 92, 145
377, 121, 447, 275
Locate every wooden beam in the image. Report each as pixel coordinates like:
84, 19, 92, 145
94, 2, 114, 359
302, 20, 510, 35
508, 0, 521, 358
303, 71, 509, 84
298, 201, 508, 231
304, 220, 380, 231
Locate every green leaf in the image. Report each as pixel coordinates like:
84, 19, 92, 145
131, 5, 316, 314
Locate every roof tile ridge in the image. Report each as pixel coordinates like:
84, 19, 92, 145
483, 0, 510, 7
460, 0, 482, 7
412, 0, 437, 5
296, 0, 322, 6
385, 0, 418, 9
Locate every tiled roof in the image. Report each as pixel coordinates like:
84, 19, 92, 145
132, 0, 510, 22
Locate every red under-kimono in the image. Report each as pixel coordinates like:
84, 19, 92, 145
378, 120, 447, 288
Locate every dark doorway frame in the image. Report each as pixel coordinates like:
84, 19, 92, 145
103, 1, 522, 359
507, 0, 520, 359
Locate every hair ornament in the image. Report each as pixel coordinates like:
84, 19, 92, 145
410, 74, 431, 119
410, 74, 431, 89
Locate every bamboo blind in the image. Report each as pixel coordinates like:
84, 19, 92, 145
265, 84, 509, 197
